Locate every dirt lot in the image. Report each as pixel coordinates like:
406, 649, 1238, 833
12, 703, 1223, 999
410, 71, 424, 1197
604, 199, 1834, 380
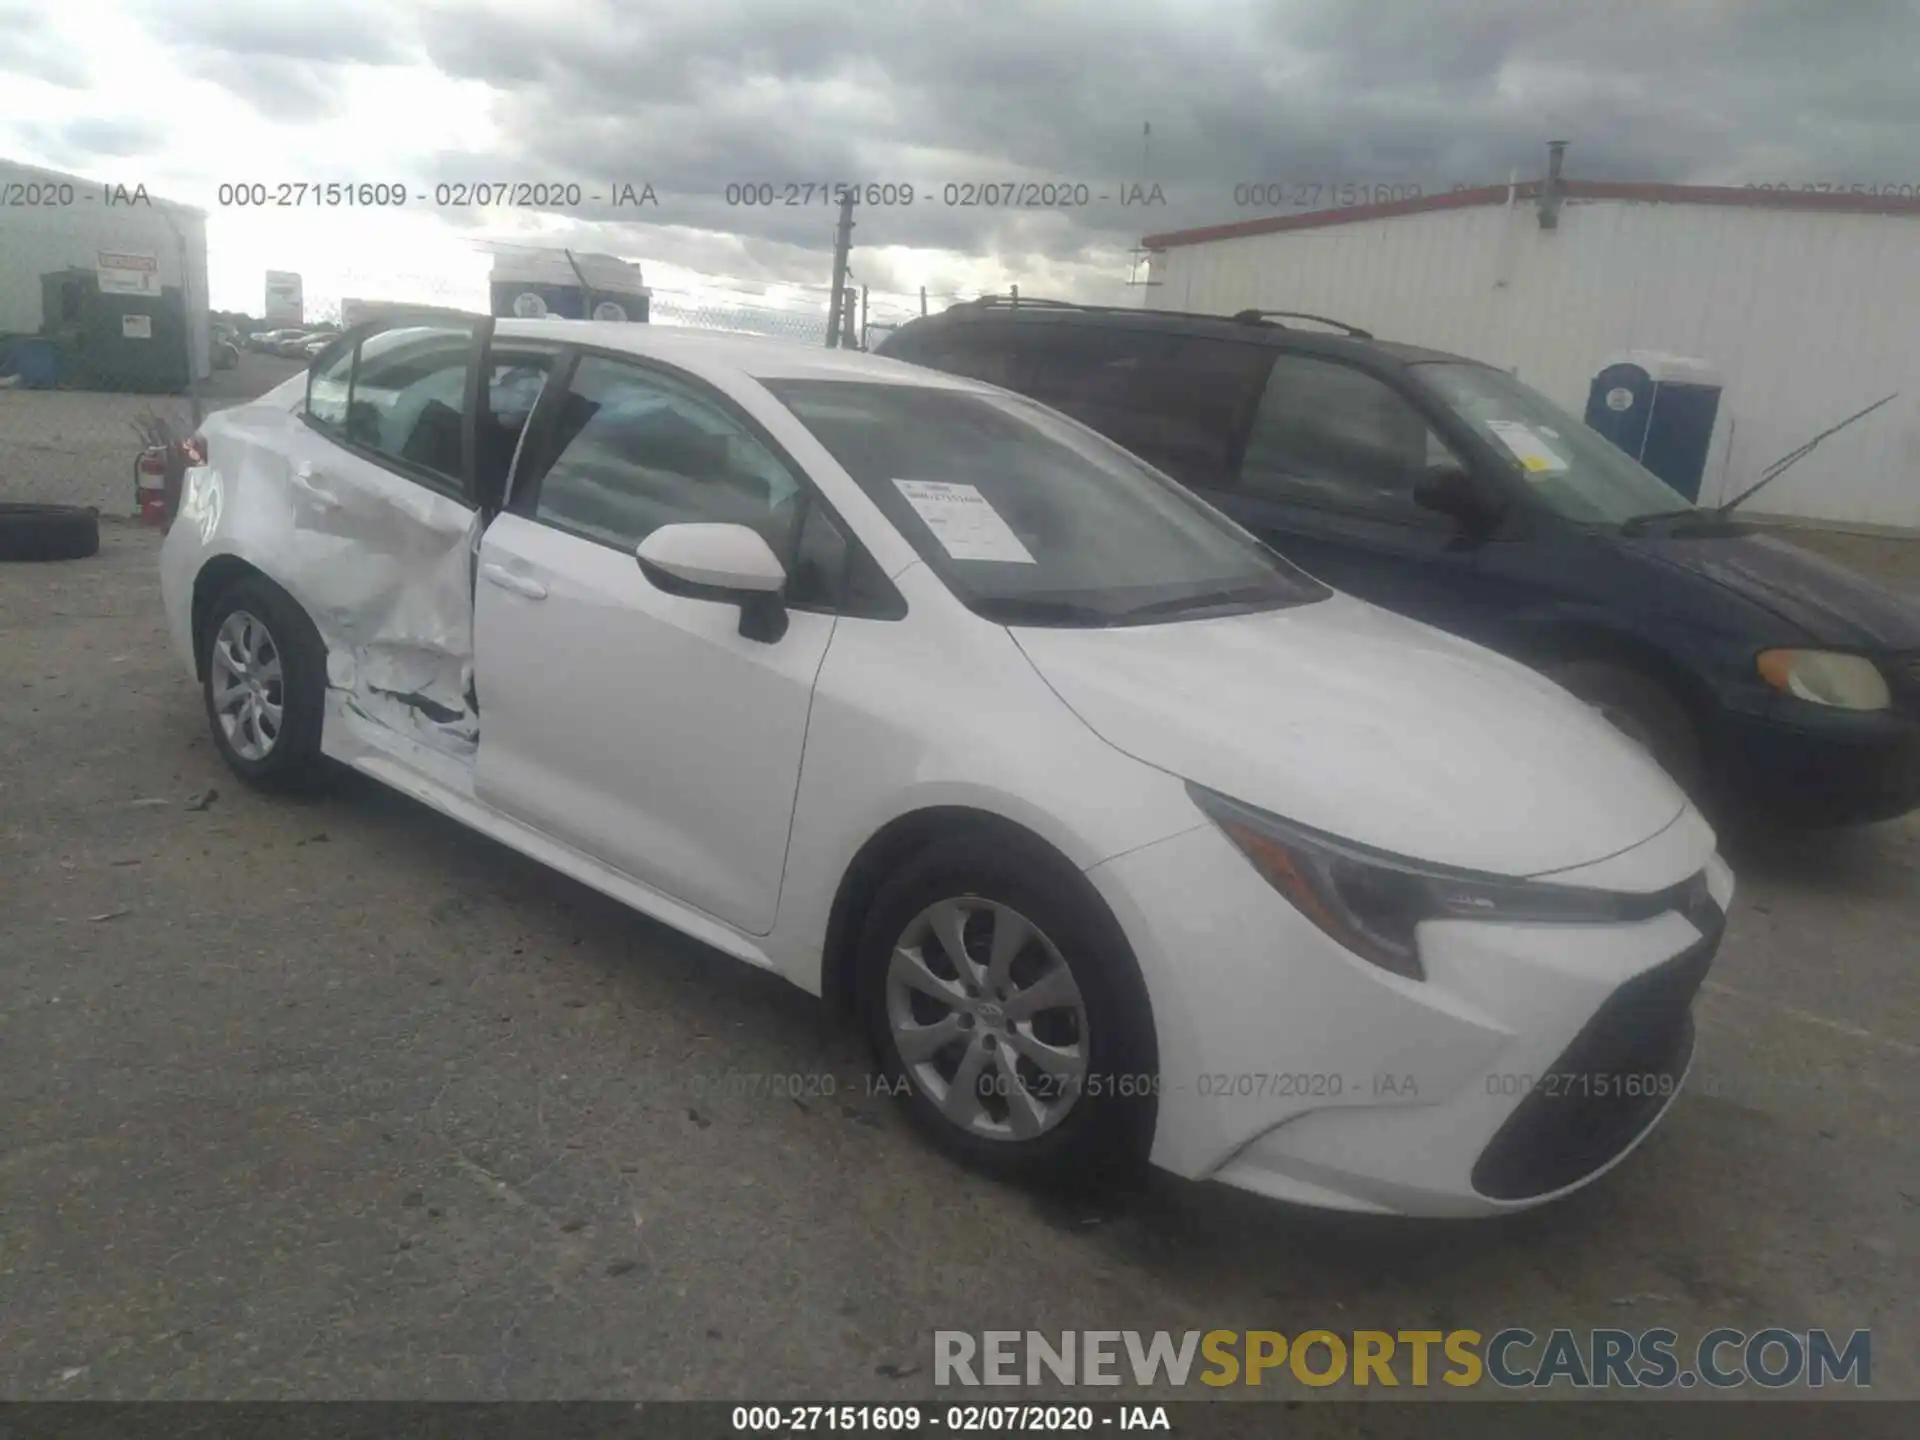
1, 484, 1916, 1411
0, 353, 304, 512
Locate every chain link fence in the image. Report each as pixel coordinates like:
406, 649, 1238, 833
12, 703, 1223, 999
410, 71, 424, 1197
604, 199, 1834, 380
0, 244, 987, 517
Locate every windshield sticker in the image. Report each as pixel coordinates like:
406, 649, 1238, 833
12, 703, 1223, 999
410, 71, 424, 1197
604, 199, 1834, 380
1484, 420, 1569, 475
892, 480, 1036, 563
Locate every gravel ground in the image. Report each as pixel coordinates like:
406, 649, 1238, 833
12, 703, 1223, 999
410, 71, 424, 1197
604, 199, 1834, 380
0, 353, 303, 512
0, 455, 1916, 1412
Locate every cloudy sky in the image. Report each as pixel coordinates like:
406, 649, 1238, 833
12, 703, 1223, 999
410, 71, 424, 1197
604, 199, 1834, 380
4, 0, 1916, 325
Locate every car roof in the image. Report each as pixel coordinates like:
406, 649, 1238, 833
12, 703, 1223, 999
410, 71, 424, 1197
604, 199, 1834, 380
882, 302, 1469, 369
493, 318, 990, 389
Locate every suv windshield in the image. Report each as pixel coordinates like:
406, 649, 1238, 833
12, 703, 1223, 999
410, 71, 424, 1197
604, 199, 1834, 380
763, 379, 1328, 625
1417, 362, 1701, 526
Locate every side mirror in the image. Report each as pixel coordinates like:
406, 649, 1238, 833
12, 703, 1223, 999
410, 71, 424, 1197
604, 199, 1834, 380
635, 522, 789, 642
1412, 462, 1498, 529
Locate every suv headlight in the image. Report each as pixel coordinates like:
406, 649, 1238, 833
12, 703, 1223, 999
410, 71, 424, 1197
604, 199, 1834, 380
1755, 650, 1890, 711
1187, 783, 1676, 981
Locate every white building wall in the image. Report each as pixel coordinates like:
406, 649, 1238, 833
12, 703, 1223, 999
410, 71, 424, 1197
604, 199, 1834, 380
0, 158, 212, 381
1149, 199, 1920, 530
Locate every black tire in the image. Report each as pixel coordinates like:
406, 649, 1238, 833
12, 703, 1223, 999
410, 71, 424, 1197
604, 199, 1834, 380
1548, 659, 1703, 795
198, 575, 330, 793
0, 503, 99, 562
856, 833, 1158, 1184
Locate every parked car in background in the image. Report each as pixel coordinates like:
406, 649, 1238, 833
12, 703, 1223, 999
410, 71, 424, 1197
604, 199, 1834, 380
879, 300, 1920, 827
158, 310, 1731, 1216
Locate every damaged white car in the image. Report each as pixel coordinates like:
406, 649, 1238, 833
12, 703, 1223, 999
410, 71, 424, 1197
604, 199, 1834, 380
160, 310, 1731, 1216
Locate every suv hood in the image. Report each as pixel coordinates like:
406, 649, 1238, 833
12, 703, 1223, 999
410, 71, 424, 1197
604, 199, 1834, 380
1628, 529, 1920, 650
1012, 596, 1687, 878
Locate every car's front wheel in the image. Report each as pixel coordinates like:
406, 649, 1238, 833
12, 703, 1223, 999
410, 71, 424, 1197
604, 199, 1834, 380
857, 835, 1157, 1183
200, 575, 329, 792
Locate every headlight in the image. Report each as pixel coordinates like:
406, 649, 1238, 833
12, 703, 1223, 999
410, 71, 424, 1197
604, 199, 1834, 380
1755, 649, 1890, 711
1187, 784, 1687, 981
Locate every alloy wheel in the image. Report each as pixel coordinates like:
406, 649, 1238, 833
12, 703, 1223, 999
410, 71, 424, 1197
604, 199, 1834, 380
210, 609, 285, 761
885, 896, 1090, 1142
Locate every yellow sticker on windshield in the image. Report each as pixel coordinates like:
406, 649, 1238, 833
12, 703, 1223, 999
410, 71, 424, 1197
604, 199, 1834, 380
1485, 420, 1568, 475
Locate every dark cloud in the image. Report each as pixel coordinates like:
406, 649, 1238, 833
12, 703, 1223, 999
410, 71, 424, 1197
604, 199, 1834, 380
146, 0, 416, 66
181, 54, 351, 123
0, 3, 90, 88
57, 116, 168, 159
20, 0, 1919, 297
397, 0, 1919, 295
9, 116, 173, 174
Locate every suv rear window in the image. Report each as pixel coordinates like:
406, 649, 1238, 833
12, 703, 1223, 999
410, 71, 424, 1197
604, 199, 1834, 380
888, 319, 1274, 490
1006, 326, 1272, 489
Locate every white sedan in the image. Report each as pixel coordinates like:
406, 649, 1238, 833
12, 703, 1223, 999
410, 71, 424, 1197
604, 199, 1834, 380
159, 311, 1734, 1216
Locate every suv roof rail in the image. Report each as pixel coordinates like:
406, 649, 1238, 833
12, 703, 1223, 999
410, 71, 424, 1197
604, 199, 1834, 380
951, 294, 1377, 339
1229, 309, 1373, 338
966, 295, 1137, 314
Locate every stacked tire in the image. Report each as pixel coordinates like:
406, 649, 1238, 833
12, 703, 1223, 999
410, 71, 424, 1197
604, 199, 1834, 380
0, 504, 101, 562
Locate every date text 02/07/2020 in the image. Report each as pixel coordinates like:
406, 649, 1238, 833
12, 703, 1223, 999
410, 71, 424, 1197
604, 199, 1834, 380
721, 181, 1167, 208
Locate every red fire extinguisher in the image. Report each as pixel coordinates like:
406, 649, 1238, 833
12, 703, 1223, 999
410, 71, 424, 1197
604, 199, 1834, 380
132, 435, 201, 530
134, 446, 170, 525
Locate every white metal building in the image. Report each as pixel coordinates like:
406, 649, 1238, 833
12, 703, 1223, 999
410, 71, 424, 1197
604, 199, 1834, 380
1141, 164, 1920, 532
0, 156, 211, 382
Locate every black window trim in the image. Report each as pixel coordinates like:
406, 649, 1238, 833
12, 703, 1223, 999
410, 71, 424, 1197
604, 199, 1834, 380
472, 337, 569, 518
507, 343, 907, 621
1225, 348, 1484, 532
299, 307, 497, 509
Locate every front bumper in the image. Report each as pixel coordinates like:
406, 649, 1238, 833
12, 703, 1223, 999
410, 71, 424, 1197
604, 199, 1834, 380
1710, 701, 1920, 826
1086, 816, 1731, 1217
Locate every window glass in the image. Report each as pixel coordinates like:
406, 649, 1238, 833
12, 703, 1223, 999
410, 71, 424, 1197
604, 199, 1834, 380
1416, 362, 1694, 525
530, 356, 805, 557
1016, 328, 1272, 487
344, 323, 478, 486
1240, 355, 1459, 518
763, 378, 1327, 627
786, 500, 848, 608
480, 351, 555, 505
307, 343, 353, 428
888, 324, 1027, 389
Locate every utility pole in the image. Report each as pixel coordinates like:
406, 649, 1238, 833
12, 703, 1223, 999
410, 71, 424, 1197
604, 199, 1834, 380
826, 192, 855, 347
919, 286, 927, 317
860, 286, 869, 350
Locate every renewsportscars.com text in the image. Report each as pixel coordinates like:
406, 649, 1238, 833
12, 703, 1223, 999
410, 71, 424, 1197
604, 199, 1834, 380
934, 1328, 1872, 1390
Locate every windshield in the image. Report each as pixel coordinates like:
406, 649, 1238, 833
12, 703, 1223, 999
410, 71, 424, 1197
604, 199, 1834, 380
762, 379, 1328, 626
1417, 362, 1698, 526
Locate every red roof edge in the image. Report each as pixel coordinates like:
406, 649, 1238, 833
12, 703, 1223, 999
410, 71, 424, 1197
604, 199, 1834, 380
1140, 179, 1920, 250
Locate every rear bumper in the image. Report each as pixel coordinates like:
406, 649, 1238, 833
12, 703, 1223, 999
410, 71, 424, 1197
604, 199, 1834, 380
1711, 704, 1920, 825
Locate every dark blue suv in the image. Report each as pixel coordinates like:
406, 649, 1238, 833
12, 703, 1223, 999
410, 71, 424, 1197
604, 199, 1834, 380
878, 299, 1920, 826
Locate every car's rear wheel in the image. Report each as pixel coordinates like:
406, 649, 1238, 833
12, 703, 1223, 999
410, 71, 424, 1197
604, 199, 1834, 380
1549, 659, 1703, 796
200, 576, 329, 792
856, 835, 1157, 1183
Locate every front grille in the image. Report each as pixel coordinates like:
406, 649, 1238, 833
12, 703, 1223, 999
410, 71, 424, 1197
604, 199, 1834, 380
1471, 905, 1723, 1202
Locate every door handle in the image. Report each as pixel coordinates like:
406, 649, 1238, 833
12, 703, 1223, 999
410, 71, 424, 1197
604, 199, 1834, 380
480, 562, 548, 600
288, 463, 341, 509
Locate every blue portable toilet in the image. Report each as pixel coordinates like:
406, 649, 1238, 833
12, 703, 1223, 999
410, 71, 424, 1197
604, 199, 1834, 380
1584, 352, 1723, 501
488, 250, 651, 324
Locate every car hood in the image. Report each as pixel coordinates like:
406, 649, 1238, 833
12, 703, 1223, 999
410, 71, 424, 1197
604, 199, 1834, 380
1626, 529, 1920, 650
1011, 595, 1687, 878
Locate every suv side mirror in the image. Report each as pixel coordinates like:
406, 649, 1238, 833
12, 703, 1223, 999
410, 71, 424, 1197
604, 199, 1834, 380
1412, 462, 1498, 529
635, 522, 790, 643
